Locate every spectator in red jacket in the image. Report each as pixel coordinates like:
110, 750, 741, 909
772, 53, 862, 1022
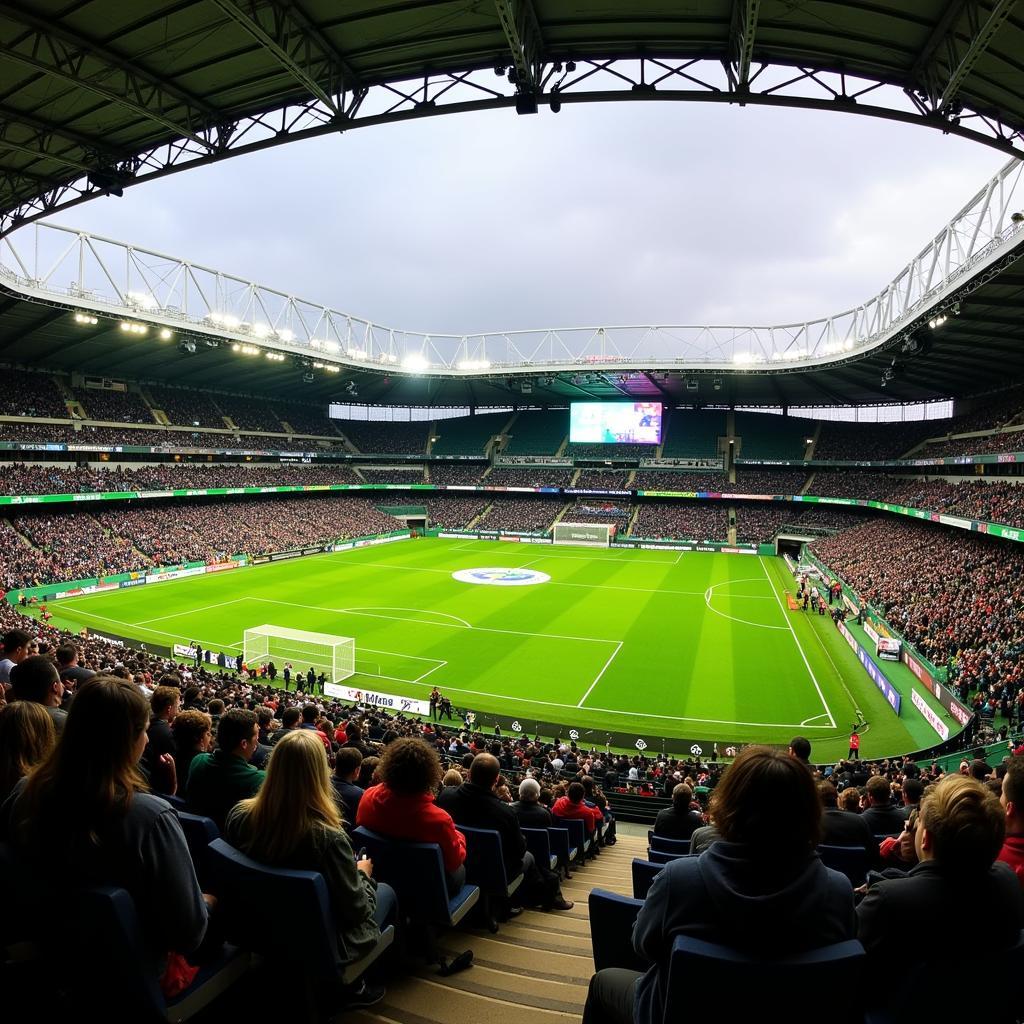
356, 737, 466, 894
999, 757, 1024, 887
552, 781, 604, 837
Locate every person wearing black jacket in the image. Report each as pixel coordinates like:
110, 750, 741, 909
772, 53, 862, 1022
652, 783, 703, 842
818, 781, 876, 863
511, 777, 554, 828
437, 754, 572, 912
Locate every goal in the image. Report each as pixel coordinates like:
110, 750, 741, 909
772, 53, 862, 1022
552, 522, 615, 548
243, 625, 355, 683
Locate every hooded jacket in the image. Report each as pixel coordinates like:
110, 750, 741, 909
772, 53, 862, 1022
633, 841, 855, 1024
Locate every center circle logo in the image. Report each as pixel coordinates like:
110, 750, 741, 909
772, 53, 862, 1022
452, 567, 551, 587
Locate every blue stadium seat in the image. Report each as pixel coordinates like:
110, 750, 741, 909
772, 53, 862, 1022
588, 889, 646, 973
817, 843, 871, 886
522, 827, 559, 872
547, 826, 578, 876
648, 834, 691, 856
631, 858, 664, 900
351, 826, 479, 929
206, 837, 392, 1014
175, 811, 219, 887
553, 816, 591, 863
70, 883, 250, 1023
664, 935, 866, 1021
646, 848, 693, 865
459, 825, 525, 930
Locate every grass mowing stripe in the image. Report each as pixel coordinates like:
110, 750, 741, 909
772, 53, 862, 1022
758, 556, 836, 729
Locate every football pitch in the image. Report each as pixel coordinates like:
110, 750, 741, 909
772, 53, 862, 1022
46, 537, 940, 761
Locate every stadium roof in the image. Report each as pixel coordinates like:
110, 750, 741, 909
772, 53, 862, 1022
3, 1, 1024, 233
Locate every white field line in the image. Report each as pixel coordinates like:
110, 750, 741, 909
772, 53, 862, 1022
137, 597, 248, 625
702, 579, 789, 632
576, 641, 624, 707
248, 597, 620, 646
803, 608, 862, 714
341, 606, 472, 629
758, 556, 836, 729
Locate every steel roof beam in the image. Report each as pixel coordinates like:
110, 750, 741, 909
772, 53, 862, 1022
907, 0, 1019, 116
494, 0, 545, 103
0, 1, 220, 149
208, 0, 359, 117
727, 0, 760, 93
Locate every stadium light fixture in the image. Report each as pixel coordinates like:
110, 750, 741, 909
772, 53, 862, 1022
1012, 212, 1024, 224
277, 328, 295, 343
265, 351, 286, 362
402, 353, 430, 373
457, 359, 491, 370
159, 328, 173, 341
346, 347, 368, 359
73, 312, 98, 325
928, 315, 948, 329
209, 312, 240, 330
119, 321, 147, 335
126, 290, 158, 310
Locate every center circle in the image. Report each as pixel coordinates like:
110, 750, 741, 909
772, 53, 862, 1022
452, 567, 551, 587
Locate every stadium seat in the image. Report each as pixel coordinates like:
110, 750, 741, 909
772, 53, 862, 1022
68, 883, 250, 1023
646, 848, 693, 865
589, 889, 647, 972
553, 816, 591, 863
459, 825, 525, 930
817, 843, 871, 886
175, 811, 219, 887
522, 827, 559, 872
648, 834, 691, 856
351, 826, 479, 930
631, 858, 664, 900
864, 929, 1024, 1024
664, 935, 866, 1022
205, 838, 393, 1018
547, 826, 578, 877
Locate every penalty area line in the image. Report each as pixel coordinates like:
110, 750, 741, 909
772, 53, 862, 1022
576, 641, 623, 708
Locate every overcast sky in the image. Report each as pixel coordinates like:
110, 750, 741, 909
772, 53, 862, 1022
48, 100, 1006, 336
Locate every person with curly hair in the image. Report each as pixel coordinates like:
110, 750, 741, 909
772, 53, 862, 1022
356, 737, 466, 894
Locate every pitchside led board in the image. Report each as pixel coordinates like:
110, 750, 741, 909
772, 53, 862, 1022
569, 402, 663, 445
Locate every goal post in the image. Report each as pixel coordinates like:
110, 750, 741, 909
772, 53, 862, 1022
243, 625, 355, 683
552, 522, 615, 548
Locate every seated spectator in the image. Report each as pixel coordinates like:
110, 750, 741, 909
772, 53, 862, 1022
171, 710, 213, 787
0, 701, 55, 805
185, 708, 265, 828
9, 655, 67, 735
511, 777, 554, 829
552, 781, 603, 839
55, 643, 95, 688
357, 756, 380, 790
818, 781, 876, 862
899, 777, 923, 820
861, 775, 906, 836
143, 685, 180, 795
857, 775, 1024, 968
225, 730, 395, 1002
332, 746, 365, 828
355, 737, 466, 895
441, 768, 464, 790
652, 783, 703, 842
583, 746, 855, 1024
998, 756, 1024, 887
437, 753, 572, 912
0, 628, 31, 686
0, 676, 209, 982
268, 706, 301, 745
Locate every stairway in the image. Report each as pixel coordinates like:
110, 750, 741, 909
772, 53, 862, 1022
348, 833, 644, 1024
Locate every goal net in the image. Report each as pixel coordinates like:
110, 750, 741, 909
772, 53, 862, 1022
243, 624, 355, 683
552, 522, 615, 548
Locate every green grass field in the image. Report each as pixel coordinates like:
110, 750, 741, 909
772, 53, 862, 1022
45, 537, 955, 762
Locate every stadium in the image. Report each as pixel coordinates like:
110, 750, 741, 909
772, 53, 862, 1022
1, 3, 1024, 1022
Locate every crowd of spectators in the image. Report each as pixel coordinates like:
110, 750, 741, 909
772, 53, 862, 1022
0, 422, 75, 443
474, 499, 563, 533
212, 395, 287, 433
733, 504, 801, 543
812, 520, 1024, 705
921, 429, 1024, 459
72, 388, 153, 424
632, 502, 726, 540
632, 472, 729, 491
813, 420, 938, 461
146, 385, 226, 428
733, 470, 809, 494
566, 442, 651, 459
338, 421, 430, 454
426, 496, 488, 529
485, 468, 573, 488
428, 464, 485, 485
567, 502, 633, 522
357, 467, 426, 483
573, 471, 633, 490
0, 369, 68, 419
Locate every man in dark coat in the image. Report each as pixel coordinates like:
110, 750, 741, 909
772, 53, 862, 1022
652, 783, 703, 841
437, 754, 572, 911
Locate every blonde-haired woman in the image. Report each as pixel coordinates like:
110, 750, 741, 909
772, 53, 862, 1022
225, 729, 397, 991
0, 701, 56, 805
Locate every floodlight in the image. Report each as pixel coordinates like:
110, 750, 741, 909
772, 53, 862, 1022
402, 353, 430, 372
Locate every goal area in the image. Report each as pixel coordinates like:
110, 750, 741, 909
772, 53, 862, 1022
243, 624, 355, 683
552, 522, 615, 548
